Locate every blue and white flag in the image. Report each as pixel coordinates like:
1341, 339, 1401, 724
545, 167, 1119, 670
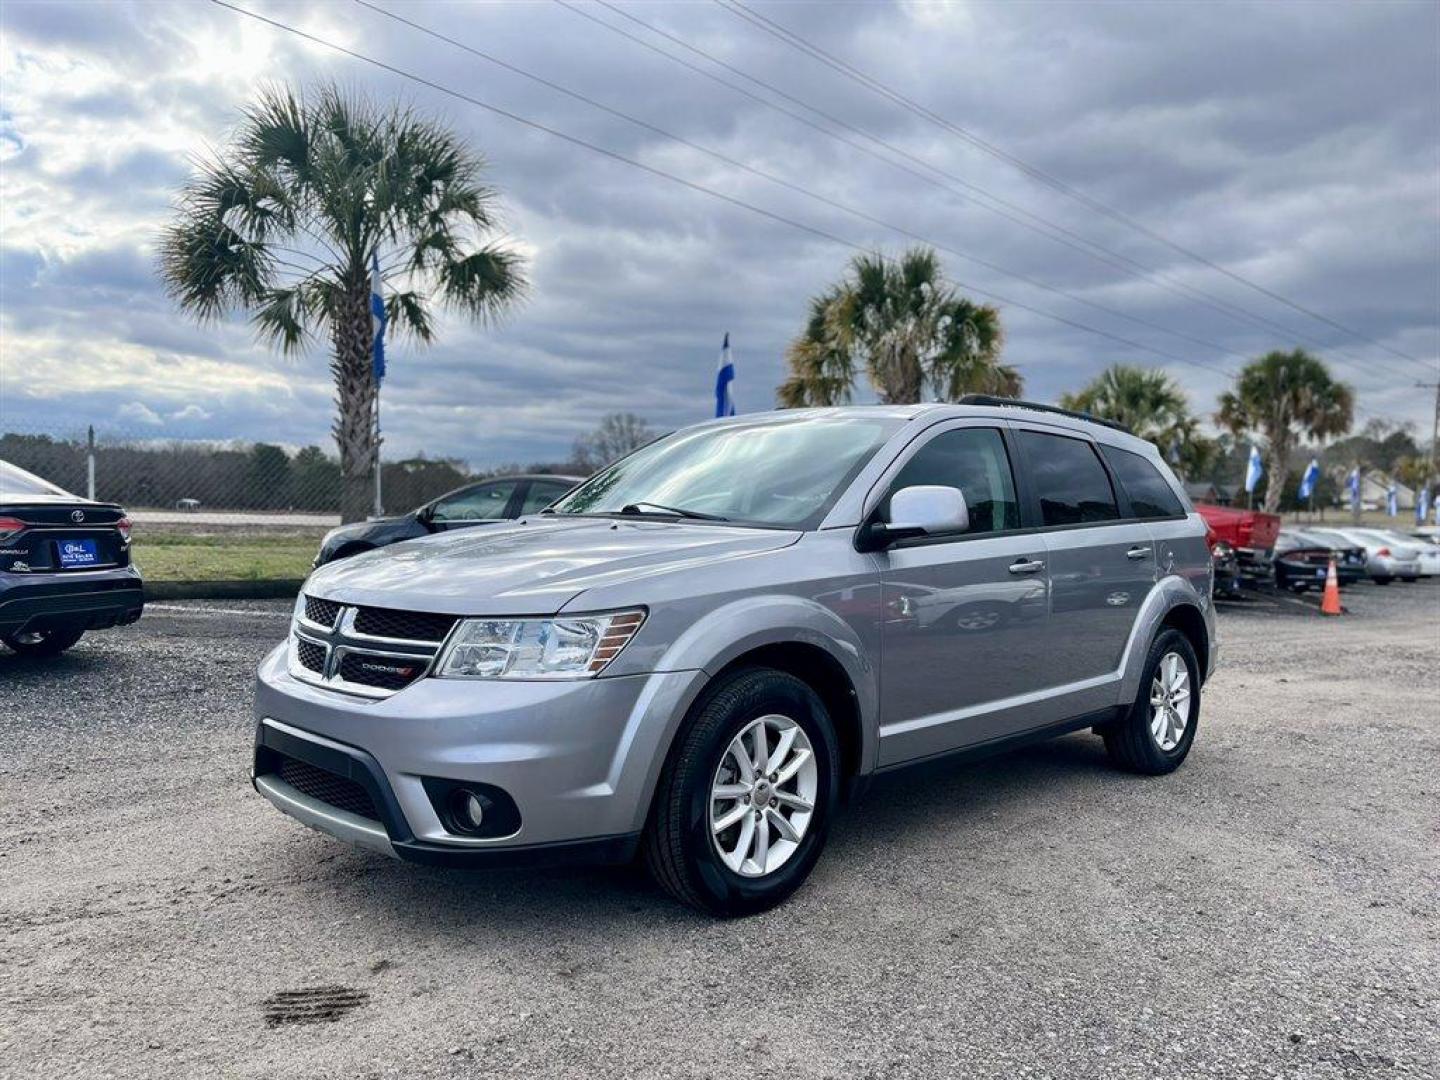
1386, 483, 1398, 518
714, 332, 735, 418
1244, 445, 1264, 494
1298, 458, 1320, 501
1418, 485, 1431, 525
370, 251, 388, 385
1346, 467, 1361, 512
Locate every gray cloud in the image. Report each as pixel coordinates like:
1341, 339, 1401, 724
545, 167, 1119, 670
1, 0, 1435, 471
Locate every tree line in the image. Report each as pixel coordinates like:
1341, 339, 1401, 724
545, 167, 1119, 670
775, 246, 1431, 515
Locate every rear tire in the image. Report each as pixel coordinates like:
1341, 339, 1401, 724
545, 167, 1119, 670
1102, 629, 1199, 776
3, 626, 85, 657
643, 667, 839, 917
1374, 577, 1392, 585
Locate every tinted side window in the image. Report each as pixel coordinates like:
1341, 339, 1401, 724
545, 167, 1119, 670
430, 480, 518, 521
1100, 445, 1185, 519
520, 479, 573, 515
884, 427, 1020, 535
1018, 431, 1119, 526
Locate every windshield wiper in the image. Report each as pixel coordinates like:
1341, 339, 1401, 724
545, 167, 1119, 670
619, 501, 729, 522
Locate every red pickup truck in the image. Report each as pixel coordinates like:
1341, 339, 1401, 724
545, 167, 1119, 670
1195, 503, 1281, 596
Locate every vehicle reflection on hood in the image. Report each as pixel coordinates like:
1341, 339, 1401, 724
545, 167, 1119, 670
304, 517, 801, 615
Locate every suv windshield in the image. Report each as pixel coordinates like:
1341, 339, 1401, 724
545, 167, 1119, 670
549, 415, 901, 528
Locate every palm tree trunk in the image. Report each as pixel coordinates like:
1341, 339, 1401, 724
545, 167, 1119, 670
332, 279, 376, 524
1260, 436, 1289, 515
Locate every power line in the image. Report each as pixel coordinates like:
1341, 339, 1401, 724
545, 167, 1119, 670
718, 0, 1433, 376
208, 0, 1230, 379
355, 0, 1254, 372
580, 0, 1420, 386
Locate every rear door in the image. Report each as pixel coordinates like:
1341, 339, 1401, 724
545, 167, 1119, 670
1098, 442, 1210, 604
1015, 427, 1153, 693
875, 421, 1051, 765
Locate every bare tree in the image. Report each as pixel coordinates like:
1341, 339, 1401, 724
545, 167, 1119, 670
571, 413, 655, 472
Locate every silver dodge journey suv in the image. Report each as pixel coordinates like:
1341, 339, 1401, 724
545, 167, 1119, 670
253, 398, 1216, 915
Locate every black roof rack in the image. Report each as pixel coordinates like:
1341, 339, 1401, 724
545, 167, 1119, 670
955, 394, 1134, 435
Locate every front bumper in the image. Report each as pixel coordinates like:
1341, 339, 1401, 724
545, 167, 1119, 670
252, 644, 703, 863
0, 566, 144, 635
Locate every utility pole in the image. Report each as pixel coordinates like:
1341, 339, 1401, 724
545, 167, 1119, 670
1425, 380, 1440, 522
86, 425, 96, 501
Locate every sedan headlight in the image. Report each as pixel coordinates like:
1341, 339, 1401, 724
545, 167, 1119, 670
434, 610, 646, 680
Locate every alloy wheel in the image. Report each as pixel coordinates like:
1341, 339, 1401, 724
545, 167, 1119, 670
1149, 651, 1192, 752
709, 714, 818, 878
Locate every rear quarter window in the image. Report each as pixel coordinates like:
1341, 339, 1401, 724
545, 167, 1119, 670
1017, 430, 1120, 526
1099, 445, 1186, 519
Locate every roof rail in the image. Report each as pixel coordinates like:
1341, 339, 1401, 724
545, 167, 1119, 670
955, 394, 1134, 435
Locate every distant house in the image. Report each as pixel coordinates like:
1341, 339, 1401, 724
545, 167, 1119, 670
1184, 481, 1234, 506
1359, 470, 1414, 511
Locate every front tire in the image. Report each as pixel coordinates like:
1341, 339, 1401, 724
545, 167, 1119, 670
643, 667, 839, 917
3, 626, 85, 657
1102, 629, 1200, 775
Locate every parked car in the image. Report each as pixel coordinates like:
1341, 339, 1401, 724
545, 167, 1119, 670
0, 460, 143, 657
313, 474, 583, 567
1273, 529, 1366, 591
252, 400, 1215, 916
1194, 502, 1281, 595
1310, 526, 1422, 584
1348, 527, 1438, 578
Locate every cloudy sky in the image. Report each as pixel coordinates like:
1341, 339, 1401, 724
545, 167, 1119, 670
2, 0, 1437, 468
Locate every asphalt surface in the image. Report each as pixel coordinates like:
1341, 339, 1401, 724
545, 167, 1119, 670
3, 583, 1437, 1079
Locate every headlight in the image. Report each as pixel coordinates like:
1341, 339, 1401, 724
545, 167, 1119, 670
434, 610, 646, 680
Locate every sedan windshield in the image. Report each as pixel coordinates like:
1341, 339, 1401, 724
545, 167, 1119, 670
549, 415, 901, 528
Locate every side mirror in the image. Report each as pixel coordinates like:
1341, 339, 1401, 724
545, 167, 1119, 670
857, 485, 969, 551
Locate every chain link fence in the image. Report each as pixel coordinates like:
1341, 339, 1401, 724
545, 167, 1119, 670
0, 423, 497, 521
0, 420, 582, 585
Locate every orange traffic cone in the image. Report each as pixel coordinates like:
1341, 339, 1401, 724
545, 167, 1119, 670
1320, 556, 1343, 616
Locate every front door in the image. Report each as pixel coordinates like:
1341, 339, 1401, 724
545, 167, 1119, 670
875, 424, 1051, 766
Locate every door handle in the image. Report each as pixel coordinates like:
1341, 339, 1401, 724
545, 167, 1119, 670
1008, 558, 1045, 575
1126, 546, 1151, 560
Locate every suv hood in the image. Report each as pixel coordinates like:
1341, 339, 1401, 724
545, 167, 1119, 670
305, 516, 800, 614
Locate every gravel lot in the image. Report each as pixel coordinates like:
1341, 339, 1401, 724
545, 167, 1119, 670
3, 583, 1437, 1079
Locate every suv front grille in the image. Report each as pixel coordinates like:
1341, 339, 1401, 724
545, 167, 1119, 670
295, 637, 327, 674
337, 651, 427, 691
352, 606, 458, 642
290, 597, 450, 698
277, 755, 379, 822
304, 595, 342, 627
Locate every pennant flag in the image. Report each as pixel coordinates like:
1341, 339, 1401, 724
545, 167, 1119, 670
1418, 485, 1432, 525
1244, 445, 1264, 494
714, 332, 736, 418
1346, 467, 1361, 512
1386, 482, 1398, 517
1298, 458, 1320, 501
370, 251, 388, 385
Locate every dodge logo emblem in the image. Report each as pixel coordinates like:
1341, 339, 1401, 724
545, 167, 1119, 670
71, 510, 85, 523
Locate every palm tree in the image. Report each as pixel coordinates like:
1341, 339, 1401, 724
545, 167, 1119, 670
778, 248, 1013, 407
160, 85, 527, 522
1216, 348, 1354, 514
1060, 364, 1214, 477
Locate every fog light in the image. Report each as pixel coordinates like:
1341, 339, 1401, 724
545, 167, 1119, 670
452, 789, 489, 832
